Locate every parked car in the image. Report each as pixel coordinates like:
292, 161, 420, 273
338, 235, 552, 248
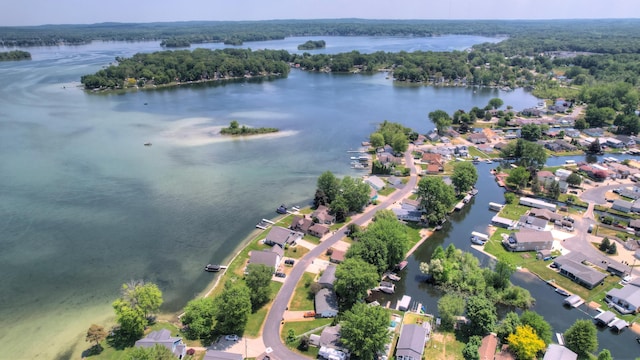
225, 334, 239, 341
275, 272, 286, 278
563, 216, 575, 223
284, 259, 295, 265
303, 311, 316, 318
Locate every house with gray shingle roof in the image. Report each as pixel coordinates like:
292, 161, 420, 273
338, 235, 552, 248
553, 252, 607, 289
315, 288, 339, 318
395, 323, 430, 360
203, 350, 243, 360
134, 329, 186, 359
503, 230, 554, 252
312, 205, 336, 224
264, 226, 303, 248
248, 249, 281, 273
319, 264, 337, 289
605, 283, 640, 314
543, 344, 577, 360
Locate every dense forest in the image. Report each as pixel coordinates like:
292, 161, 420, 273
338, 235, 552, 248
80, 48, 290, 90
0, 50, 30, 61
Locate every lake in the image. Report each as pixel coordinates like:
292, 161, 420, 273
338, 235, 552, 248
1, 35, 544, 360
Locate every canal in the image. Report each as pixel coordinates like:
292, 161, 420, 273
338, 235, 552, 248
374, 156, 640, 359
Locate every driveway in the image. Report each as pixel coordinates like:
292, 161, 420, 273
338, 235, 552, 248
261, 146, 420, 359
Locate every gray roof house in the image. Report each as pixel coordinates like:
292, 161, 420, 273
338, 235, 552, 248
134, 329, 186, 359
318, 264, 337, 289
264, 226, 303, 248
612, 199, 633, 213
553, 252, 607, 289
248, 249, 282, 273
395, 324, 430, 360
605, 283, 640, 314
392, 208, 423, 222
518, 215, 548, 231
320, 325, 344, 349
503, 230, 554, 252
366, 175, 386, 191
203, 350, 243, 360
312, 205, 336, 224
315, 288, 339, 318
543, 344, 577, 360
593, 310, 617, 326
529, 208, 563, 223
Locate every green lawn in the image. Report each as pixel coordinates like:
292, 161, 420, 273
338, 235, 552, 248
289, 272, 317, 311
285, 245, 309, 259
422, 332, 465, 360
405, 223, 425, 250
498, 203, 530, 220
468, 146, 490, 159
378, 186, 396, 196
281, 318, 332, 359
244, 281, 283, 337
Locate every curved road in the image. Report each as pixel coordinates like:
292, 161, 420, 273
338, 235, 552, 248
262, 148, 420, 359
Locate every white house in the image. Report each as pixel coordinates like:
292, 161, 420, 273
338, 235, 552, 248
519, 197, 557, 212
366, 175, 386, 191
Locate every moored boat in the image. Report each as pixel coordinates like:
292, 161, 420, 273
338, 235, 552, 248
204, 264, 221, 272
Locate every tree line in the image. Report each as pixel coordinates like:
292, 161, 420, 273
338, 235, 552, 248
80, 48, 291, 90
0, 50, 30, 61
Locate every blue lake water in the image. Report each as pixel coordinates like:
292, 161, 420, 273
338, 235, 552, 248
1, 34, 608, 359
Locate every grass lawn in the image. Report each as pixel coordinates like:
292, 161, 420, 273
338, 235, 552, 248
289, 272, 317, 311
285, 245, 309, 259
498, 203, 530, 220
405, 223, 424, 249
281, 318, 332, 359
378, 186, 396, 196
469, 146, 490, 159
303, 234, 322, 245
245, 281, 283, 337
422, 332, 465, 360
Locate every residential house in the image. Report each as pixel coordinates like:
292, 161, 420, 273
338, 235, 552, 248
478, 333, 498, 360
483, 128, 499, 142
395, 324, 430, 360
491, 215, 516, 229
493, 142, 509, 151
629, 219, 640, 230
135, 329, 186, 359
378, 152, 402, 166
309, 223, 330, 238
315, 288, 339, 317
248, 247, 283, 273
413, 134, 427, 145
203, 350, 243, 360
454, 145, 468, 157
312, 205, 336, 224
421, 153, 443, 166
290, 215, 314, 234
544, 141, 562, 152
366, 175, 386, 191
605, 282, 640, 314
555, 168, 573, 181
521, 108, 543, 117
392, 208, 423, 222
387, 176, 403, 187
519, 197, 557, 211
402, 198, 421, 211
426, 164, 441, 174
605, 137, 624, 149
503, 230, 554, 252
518, 215, 548, 231
445, 128, 461, 138
554, 139, 577, 151
583, 128, 604, 137
536, 171, 556, 187
564, 129, 581, 138
426, 131, 440, 142
543, 344, 577, 360
528, 208, 563, 223
477, 144, 494, 154
318, 264, 337, 289
468, 132, 488, 144
616, 134, 636, 148
612, 199, 633, 213
553, 252, 607, 289
264, 226, 303, 248
330, 249, 346, 264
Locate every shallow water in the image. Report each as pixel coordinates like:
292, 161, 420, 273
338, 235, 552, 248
0, 35, 539, 359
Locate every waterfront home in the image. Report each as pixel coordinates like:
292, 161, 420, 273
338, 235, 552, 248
315, 288, 339, 317
312, 205, 336, 224
605, 137, 624, 148
612, 199, 633, 213
519, 197, 557, 212
555, 168, 573, 181
366, 175, 386, 191
583, 128, 604, 137
395, 324, 430, 360
387, 176, 403, 187
564, 128, 581, 138
536, 171, 556, 187
318, 264, 337, 289
491, 215, 516, 229
378, 152, 402, 166
203, 350, 243, 360
553, 252, 607, 289
264, 226, 303, 248
468, 132, 488, 144
543, 344, 577, 360
134, 329, 186, 359
616, 134, 636, 148
518, 215, 548, 231
402, 198, 421, 211
528, 208, 563, 223
421, 152, 443, 166
248, 247, 283, 273
605, 283, 640, 314
503, 230, 553, 252
478, 333, 498, 360
392, 208, 423, 222
553, 139, 577, 151
290, 215, 314, 233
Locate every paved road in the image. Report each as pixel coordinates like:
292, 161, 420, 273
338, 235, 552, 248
262, 147, 420, 359
579, 182, 622, 205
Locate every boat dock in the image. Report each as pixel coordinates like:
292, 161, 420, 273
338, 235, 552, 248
563, 294, 584, 308
383, 272, 401, 281
256, 218, 275, 230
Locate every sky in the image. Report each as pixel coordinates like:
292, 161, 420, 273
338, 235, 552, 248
2, 0, 639, 26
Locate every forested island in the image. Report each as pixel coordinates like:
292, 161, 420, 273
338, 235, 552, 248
220, 120, 278, 135
80, 48, 290, 90
0, 50, 31, 61
297, 40, 326, 50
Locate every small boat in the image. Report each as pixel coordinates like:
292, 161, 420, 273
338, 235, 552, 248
470, 236, 485, 245
385, 272, 401, 281
396, 260, 408, 271
276, 204, 287, 214
555, 288, 570, 296
144, 142, 152, 146
204, 264, 221, 272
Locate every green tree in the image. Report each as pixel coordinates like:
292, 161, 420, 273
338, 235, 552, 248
520, 124, 542, 141
128, 344, 175, 360
329, 196, 349, 223
229, 120, 239, 129
391, 132, 409, 153
451, 161, 479, 195
112, 298, 146, 345
245, 263, 274, 311
588, 138, 602, 154
566, 173, 582, 187
86, 324, 107, 350
488, 97, 504, 109
548, 180, 561, 200
491, 260, 515, 290
370, 132, 385, 148
437, 294, 465, 330
599, 237, 611, 252
120, 281, 163, 320
496, 311, 521, 341
585, 106, 616, 127
339, 176, 371, 213
215, 281, 252, 335
506, 167, 530, 190
574, 118, 588, 130
181, 297, 216, 340
340, 303, 390, 360
286, 329, 296, 344
504, 192, 517, 204
507, 325, 546, 360
500, 139, 547, 169
462, 335, 481, 360
416, 176, 456, 225
317, 171, 340, 205
334, 258, 379, 309
520, 311, 552, 345
597, 349, 613, 360
360, 210, 409, 270
346, 235, 388, 274
465, 295, 497, 336
607, 242, 617, 254
564, 319, 598, 359
429, 109, 452, 134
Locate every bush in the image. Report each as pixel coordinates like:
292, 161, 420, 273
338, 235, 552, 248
504, 192, 517, 204
599, 237, 611, 252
